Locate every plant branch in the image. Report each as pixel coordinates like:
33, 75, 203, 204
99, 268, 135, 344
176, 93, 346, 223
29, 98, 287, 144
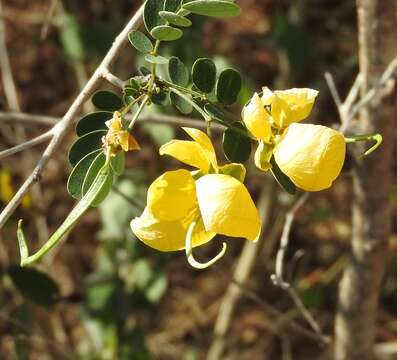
0, 4, 144, 229
0, 129, 54, 159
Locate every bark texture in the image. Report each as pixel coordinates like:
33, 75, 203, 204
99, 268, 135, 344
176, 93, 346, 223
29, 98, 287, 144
334, 1, 397, 359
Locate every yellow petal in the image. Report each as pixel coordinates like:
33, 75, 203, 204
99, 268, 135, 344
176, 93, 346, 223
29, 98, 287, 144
274, 123, 346, 191
160, 140, 212, 173
274, 88, 318, 125
130, 207, 216, 252
127, 134, 140, 151
270, 94, 292, 128
254, 141, 274, 171
147, 169, 197, 221
242, 93, 272, 142
182, 127, 217, 165
195, 174, 261, 240
261, 87, 275, 106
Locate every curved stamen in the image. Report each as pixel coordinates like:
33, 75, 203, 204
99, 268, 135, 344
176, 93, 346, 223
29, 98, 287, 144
345, 133, 383, 157
185, 221, 227, 269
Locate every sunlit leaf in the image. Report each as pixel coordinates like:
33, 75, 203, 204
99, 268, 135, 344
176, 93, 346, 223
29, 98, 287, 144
128, 30, 154, 54
150, 25, 183, 41
204, 103, 237, 124
159, 11, 192, 27
145, 54, 169, 64
182, 0, 241, 18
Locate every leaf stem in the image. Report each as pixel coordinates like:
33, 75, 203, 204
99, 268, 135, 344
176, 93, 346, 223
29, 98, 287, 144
169, 88, 210, 121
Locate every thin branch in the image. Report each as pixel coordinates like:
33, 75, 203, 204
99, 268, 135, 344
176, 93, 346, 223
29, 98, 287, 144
324, 72, 343, 110
231, 280, 331, 345
347, 55, 397, 123
271, 193, 310, 288
0, 110, 218, 131
270, 192, 330, 343
343, 73, 363, 111
102, 70, 126, 88
0, 129, 53, 159
0, 4, 144, 229
0, 111, 58, 125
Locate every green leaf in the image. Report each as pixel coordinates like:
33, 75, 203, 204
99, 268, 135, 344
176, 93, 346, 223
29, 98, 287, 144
150, 25, 183, 41
144, 0, 166, 32
145, 54, 169, 64
17, 165, 113, 266
128, 30, 153, 54
182, 0, 241, 18
218, 163, 246, 182
270, 156, 297, 195
76, 111, 112, 136
159, 11, 192, 27
152, 92, 169, 106
8, 266, 59, 307
111, 152, 125, 176
170, 92, 193, 114
192, 58, 216, 93
92, 90, 122, 112
168, 56, 189, 86
204, 103, 237, 124
222, 124, 251, 163
164, 0, 181, 12
67, 149, 102, 199
82, 152, 113, 206
68, 129, 106, 166
216, 68, 242, 105
59, 14, 85, 61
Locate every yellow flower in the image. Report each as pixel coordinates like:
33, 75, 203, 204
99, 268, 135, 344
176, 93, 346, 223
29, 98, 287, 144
104, 111, 140, 155
243, 88, 346, 191
243, 87, 318, 133
131, 128, 261, 252
273, 124, 346, 191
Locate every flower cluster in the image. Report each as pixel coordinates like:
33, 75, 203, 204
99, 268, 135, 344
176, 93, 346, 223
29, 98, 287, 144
103, 111, 140, 156
130, 127, 261, 253
102, 89, 354, 267
243, 88, 346, 191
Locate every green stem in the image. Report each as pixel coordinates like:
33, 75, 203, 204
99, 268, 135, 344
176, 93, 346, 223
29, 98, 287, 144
159, 79, 204, 98
185, 221, 227, 269
169, 88, 210, 121
121, 93, 145, 116
345, 133, 383, 156
18, 165, 111, 266
127, 95, 150, 131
